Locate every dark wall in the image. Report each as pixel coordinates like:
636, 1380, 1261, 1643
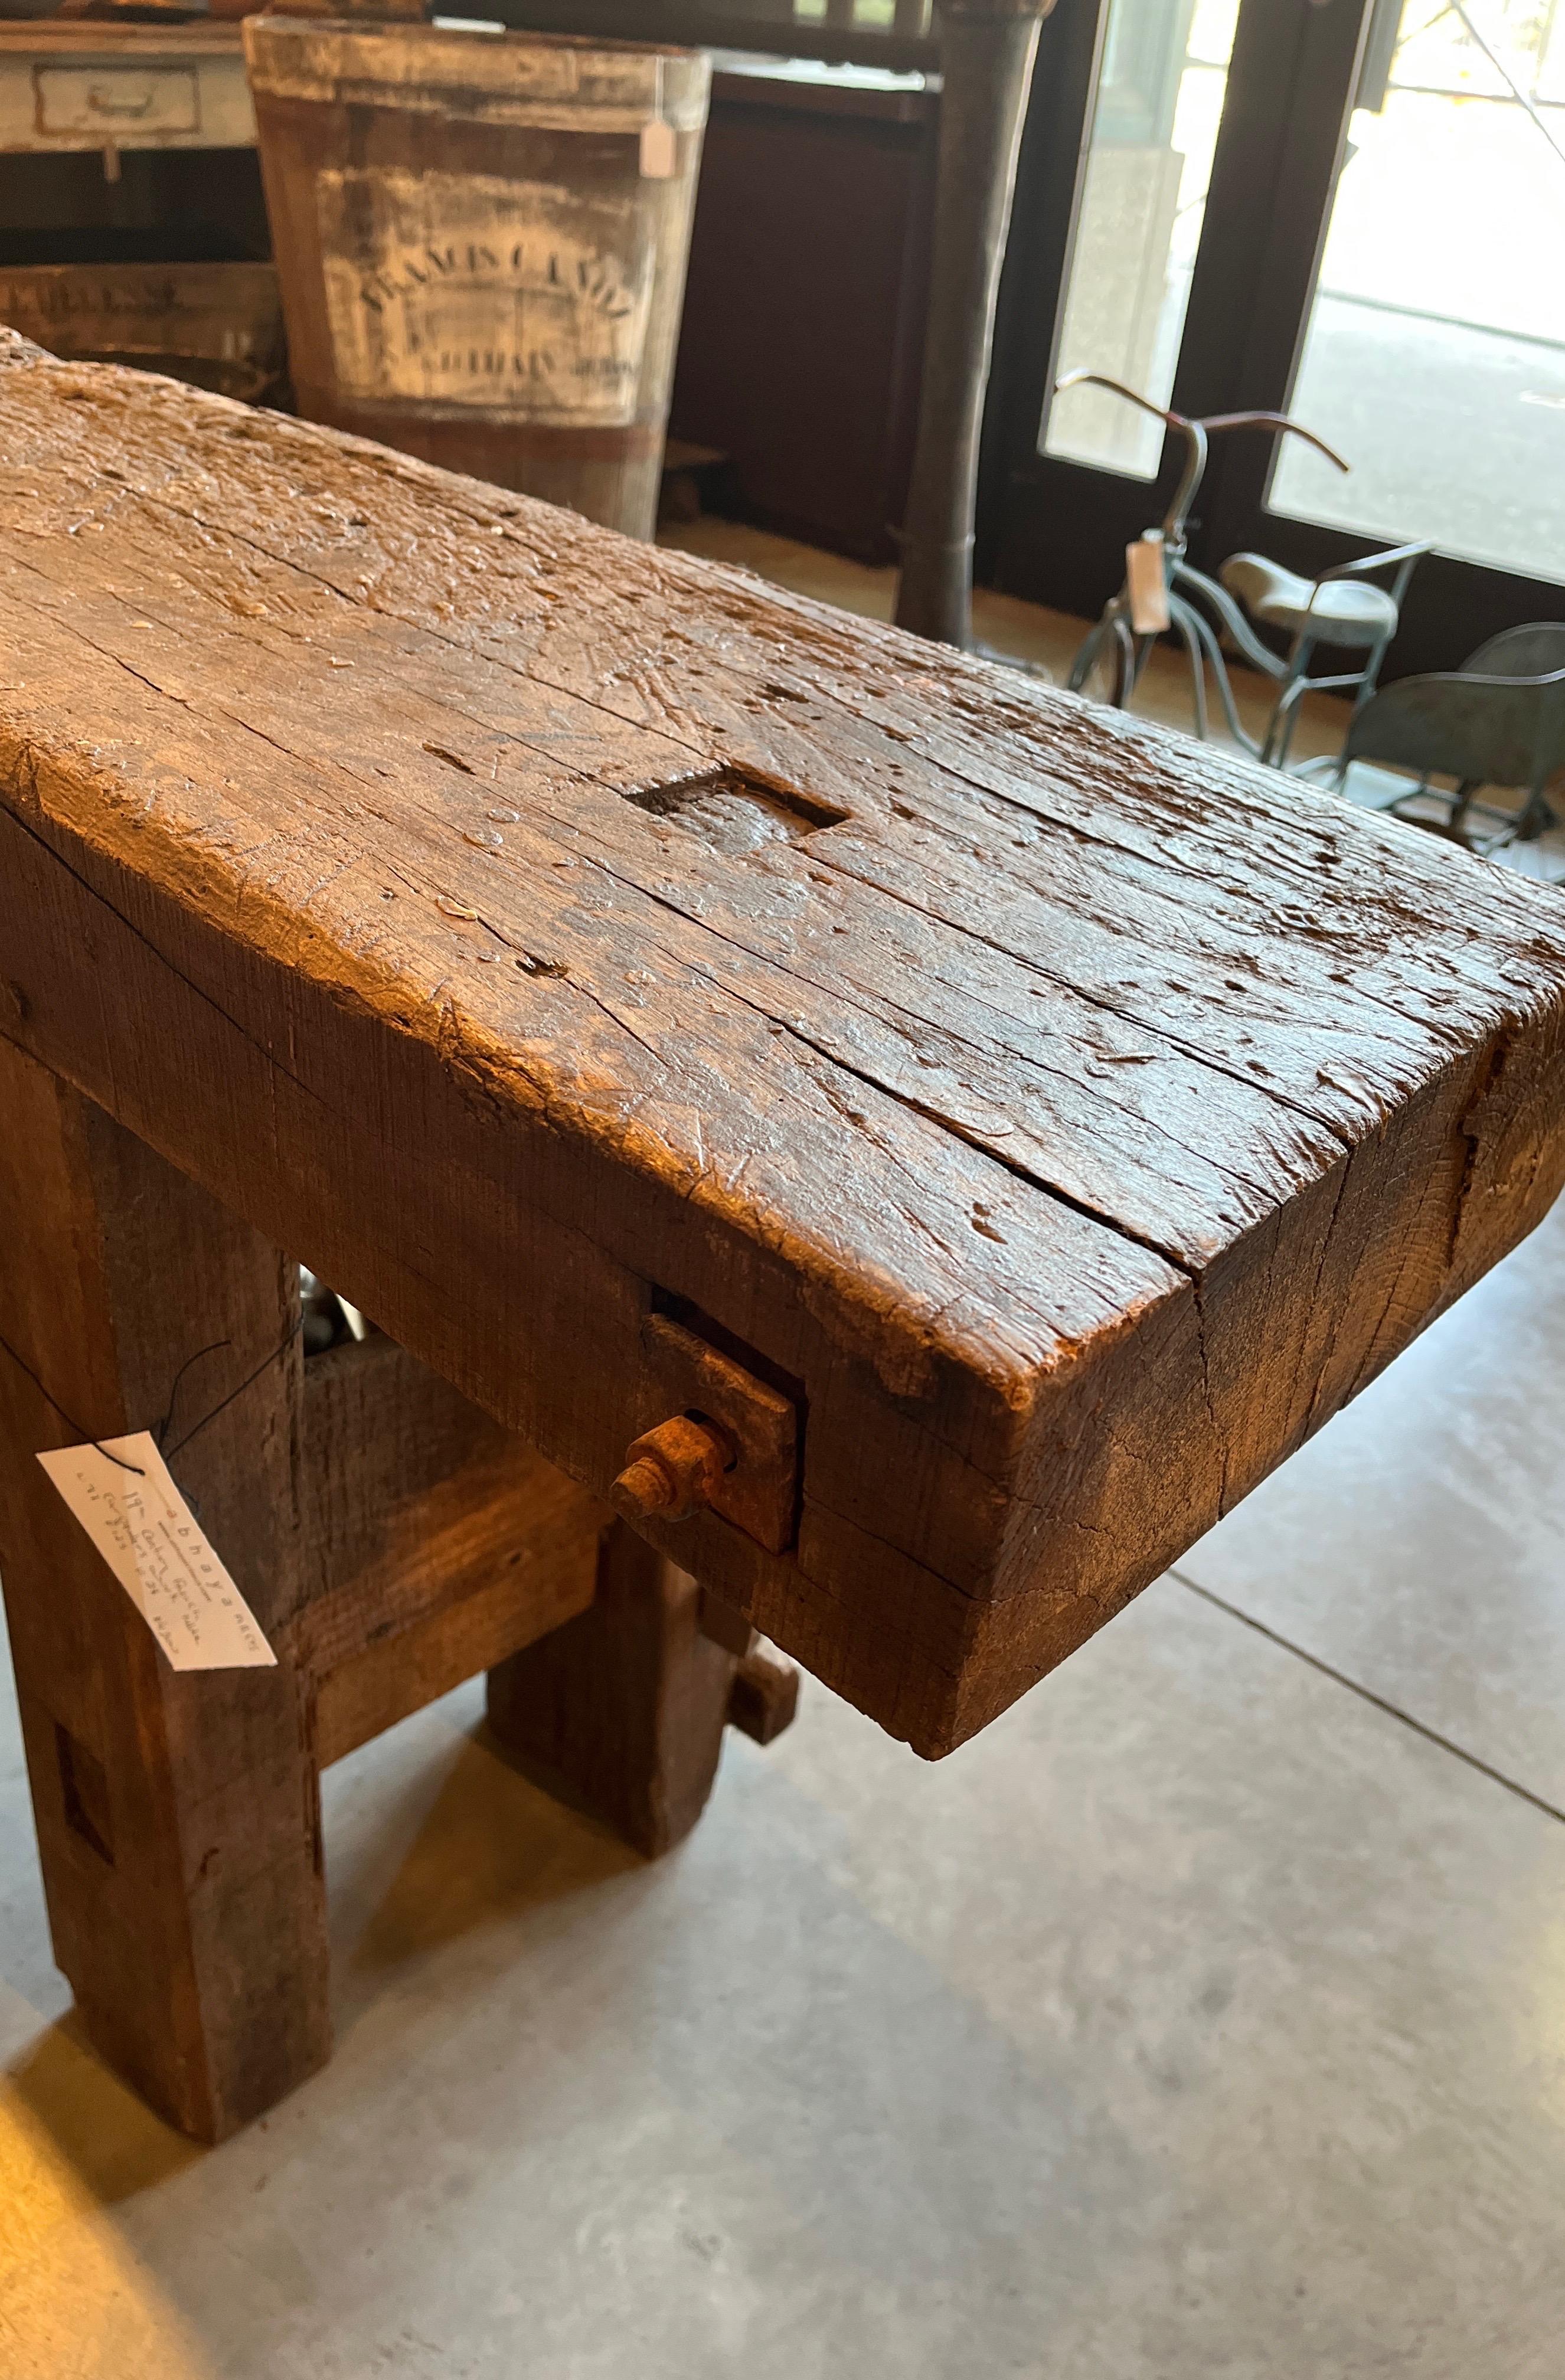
671, 66, 937, 565
0, 151, 270, 266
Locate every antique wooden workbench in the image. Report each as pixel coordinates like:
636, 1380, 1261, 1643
2, 333, 1563, 2138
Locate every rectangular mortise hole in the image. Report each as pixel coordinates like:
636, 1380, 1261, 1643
622, 766, 848, 851
649, 1287, 806, 1413
55, 1721, 115, 1865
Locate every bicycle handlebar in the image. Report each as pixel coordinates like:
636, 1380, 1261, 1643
1197, 410, 1351, 473
1054, 373, 1350, 468
1054, 371, 1185, 432
1052, 371, 1350, 542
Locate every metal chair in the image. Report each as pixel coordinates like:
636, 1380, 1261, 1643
1219, 541, 1428, 767
1063, 372, 1429, 767
1340, 621, 1565, 849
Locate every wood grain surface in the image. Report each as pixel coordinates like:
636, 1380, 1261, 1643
0, 1037, 329, 2141
294, 1331, 604, 1765
2, 333, 1563, 1755
486, 1521, 740, 1858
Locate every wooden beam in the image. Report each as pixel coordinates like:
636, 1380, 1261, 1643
727, 1643, 800, 1743
486, 1524, 739, 1856
0, 1039, 329, 2144
312, 1533, 598, 1766
2, 342, 1562, 1757
296, 1333, 605, 1763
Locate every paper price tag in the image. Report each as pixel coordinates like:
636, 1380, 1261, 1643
38, 1432, 277, 1672
1125, 534, 1171, 635
640, 57, 676, 179
639, 116, 677, 179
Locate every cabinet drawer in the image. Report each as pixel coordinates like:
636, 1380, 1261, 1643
33, 63, 199, 138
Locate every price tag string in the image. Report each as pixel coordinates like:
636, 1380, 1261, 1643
0, 1316, 303, 1477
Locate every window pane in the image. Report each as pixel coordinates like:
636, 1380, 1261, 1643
1271, 0, 1565, 584
1042, 0, 1239, 478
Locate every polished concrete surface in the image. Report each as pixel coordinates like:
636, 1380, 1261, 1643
1179, 1190, 1565, 1817
5, 539, 1565, 2376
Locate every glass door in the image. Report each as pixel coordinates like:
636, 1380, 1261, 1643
981, 0, 1259, 619
1043, 0, 1238, 480
1269, 0, 1565, 586
982, 0, 1565, 670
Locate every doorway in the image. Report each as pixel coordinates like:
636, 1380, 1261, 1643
982, 0, 1565, 676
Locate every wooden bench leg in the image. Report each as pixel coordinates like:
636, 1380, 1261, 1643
0, 1040, 329, 2143
485, 1521, 738, 1858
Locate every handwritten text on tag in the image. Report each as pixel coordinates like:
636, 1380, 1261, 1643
37, 1433, 277, 1671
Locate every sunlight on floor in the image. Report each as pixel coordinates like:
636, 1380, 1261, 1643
0, 2023, 210, 2380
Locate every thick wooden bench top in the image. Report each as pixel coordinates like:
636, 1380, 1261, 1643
2, 331, 1563, 1756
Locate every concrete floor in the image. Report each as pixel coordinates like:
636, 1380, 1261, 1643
5, 535, 1565, 2377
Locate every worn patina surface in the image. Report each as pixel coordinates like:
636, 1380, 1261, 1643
2, 335, 1564, 1756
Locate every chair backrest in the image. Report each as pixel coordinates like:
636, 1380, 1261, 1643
1462, 622, 1565, 682
1345, 653, 1565, 793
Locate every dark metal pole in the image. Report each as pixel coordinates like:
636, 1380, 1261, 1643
893, 0, 1053, 648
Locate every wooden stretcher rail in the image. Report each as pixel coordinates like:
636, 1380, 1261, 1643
293, 1332, 605, 1765
2, 335, 1563, 1757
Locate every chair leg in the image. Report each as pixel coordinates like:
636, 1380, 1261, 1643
1514, 772, 1559, 842
485, 1522, 739, 1859
1449, 779, 1480, 835
0, 1038, 329, 2142
1263, 634, 1316, 767
1351, 629, 1394, 722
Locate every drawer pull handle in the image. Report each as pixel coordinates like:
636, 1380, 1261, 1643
87, 87, 156, 120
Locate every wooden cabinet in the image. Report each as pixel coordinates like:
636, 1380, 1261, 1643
0, 22, 254, 159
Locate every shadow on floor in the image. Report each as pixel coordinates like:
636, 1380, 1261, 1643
325, 1705, 646, 2035
3, 1701, 644, 2198
5, 2013, 201, 2204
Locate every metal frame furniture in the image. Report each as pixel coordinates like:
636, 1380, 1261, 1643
1063, 372, 1427, 766
1344, 621, 1565, 850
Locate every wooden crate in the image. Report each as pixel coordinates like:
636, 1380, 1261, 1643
246, 15, 709, 537
0, 259, 285, 403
